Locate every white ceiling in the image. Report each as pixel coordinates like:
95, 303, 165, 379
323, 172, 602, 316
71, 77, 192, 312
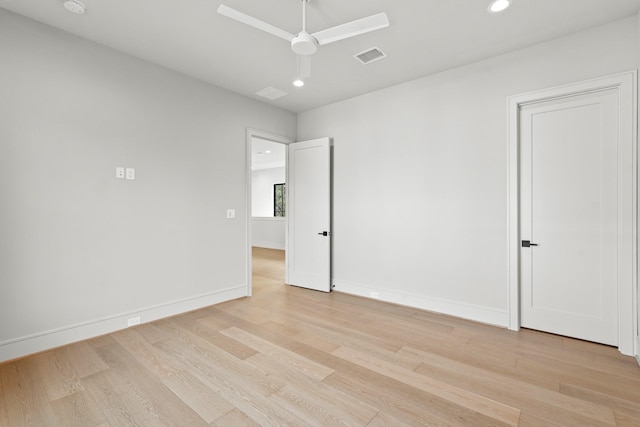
252, 138, 286, 170
2, 0, 640, 113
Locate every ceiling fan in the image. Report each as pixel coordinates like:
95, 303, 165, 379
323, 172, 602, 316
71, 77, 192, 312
217, 0, 389, 85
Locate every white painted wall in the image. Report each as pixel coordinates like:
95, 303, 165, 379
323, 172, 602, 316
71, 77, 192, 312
252, 167, 285, 217
637, 12, 640, 361
252, 217, 286, 250
251, 167, 286, 249
0, 9, 295, 361
297, 16, 639, 326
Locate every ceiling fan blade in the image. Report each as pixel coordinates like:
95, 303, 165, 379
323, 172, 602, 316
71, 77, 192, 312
312, 12, 389, 46
297, 55, 311, 79
217, 5, 295, 42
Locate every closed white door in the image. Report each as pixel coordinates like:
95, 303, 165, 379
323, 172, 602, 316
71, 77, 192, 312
519, 88, 619, 346
286, 138, 331, 292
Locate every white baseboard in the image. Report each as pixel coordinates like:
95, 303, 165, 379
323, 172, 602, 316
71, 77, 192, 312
0, 285, 247, 363
252, 241, 285, 250
636, 336, 640, 366
333, 280, 509, 327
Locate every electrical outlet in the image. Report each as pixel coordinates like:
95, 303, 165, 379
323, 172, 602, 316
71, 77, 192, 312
127, 316, 141, 327
125, 168, 135, 180
370, 291, 380, 299
116, 167, 125, 179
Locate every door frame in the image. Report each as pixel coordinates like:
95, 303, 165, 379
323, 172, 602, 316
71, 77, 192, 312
507, 71, 637, 356
245, 128, 293, 297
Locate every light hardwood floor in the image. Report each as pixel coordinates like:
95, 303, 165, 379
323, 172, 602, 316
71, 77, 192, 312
1, 246, 640, 426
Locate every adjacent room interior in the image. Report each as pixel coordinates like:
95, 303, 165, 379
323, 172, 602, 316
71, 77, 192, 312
251, 136, 287, 257
1, 0, 640, 425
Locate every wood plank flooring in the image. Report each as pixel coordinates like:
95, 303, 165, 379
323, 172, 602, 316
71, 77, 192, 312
1, 246, 640, 426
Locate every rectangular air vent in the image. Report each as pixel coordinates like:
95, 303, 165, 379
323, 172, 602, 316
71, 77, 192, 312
354, 47, 387, 65
256, 86, 288, 100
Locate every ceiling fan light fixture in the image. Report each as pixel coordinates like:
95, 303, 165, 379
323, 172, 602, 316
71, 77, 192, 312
63, 0, 86, 14
218, 2, 389, 83
488, 0, 511, 13
291, 32, 319, 56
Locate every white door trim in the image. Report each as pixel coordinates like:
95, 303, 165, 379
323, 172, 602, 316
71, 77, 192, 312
245, 128, 294, 297
507, 71, 638, 356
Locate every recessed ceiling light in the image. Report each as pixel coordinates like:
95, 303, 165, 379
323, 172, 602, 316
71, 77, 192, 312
293, 78, 305, 88
488, 0, 511, 13
63, 0, 86, 14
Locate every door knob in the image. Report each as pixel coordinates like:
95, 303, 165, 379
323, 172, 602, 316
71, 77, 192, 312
317, 231, 330, 236
522, 240, 538, 247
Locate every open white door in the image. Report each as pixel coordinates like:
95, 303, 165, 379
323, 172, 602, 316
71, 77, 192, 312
286, 137, 331, 292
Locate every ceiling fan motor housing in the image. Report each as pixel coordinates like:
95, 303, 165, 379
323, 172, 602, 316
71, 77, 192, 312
291, 32, 318, 55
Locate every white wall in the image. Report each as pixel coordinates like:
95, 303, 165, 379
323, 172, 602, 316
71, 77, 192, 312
637, 12, 640, 362
298, 17, 639, 326
0, 9, 296, 361
252, 167, 285, 217
252, 217, 286, 250
251, 167, 286, 249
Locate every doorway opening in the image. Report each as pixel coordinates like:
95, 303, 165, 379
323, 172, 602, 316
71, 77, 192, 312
246, 129, 293, 296
252, 247, 286, 295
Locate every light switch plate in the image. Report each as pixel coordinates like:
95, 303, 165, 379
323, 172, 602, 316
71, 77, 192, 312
116, 167, 125, 179
125, 168, 135, 180
226, 209, 236, 219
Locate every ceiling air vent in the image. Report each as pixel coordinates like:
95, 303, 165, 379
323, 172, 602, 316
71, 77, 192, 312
354, 47, 387, 65
255, 86, 288, 100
